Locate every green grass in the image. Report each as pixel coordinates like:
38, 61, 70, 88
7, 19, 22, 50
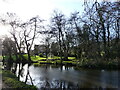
3, 54, 76, 61
31, 56, 46, 61
2, 70, 37, 89
68, 57, 76, 60
33, 58, 78, 66
31, 56, 76, 61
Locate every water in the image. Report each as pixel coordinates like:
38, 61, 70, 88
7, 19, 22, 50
15, 63, 119, 89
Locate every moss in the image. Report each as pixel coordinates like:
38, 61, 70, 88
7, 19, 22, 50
2, 70, 37, 89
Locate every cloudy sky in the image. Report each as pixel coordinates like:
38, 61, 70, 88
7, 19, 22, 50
0, 0, 117, 37
0, 0, 86, 36
0, 0, 85, 20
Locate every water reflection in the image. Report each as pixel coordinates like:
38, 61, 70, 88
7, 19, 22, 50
16, 64, 119, 89
3, 63, 119, 89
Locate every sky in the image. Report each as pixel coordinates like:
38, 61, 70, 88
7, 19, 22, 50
0, 0, 84, 20
0, 0, 118, 37
0, 0, 86, 37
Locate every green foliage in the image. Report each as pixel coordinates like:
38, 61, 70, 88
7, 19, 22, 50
4, 55, 23, 61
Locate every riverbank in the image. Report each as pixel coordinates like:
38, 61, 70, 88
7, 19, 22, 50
3, 55, 119, 70
33, 58, 119, 70
1, 70, 37, 89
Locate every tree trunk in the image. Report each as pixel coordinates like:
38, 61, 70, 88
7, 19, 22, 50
58, 27, 63, 64
27, 48, 31, 62
13, 35, 25, 61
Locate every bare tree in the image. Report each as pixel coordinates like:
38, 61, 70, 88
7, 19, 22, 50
51, 10, 69, 63
20, 16, 43, 62
0, 13, 25, 62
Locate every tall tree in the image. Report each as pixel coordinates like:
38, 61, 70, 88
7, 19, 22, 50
0, 13, 25, 61
21, 16, 43, 61
51, 10, 69, 62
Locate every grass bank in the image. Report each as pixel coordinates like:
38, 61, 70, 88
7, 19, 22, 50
32, 56, 119, 70
1, 70, 37, 89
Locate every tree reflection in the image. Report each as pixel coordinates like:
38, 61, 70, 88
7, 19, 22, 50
11, 63, 17, 74
24, 63, 34, 86
17, 62, 26, 81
